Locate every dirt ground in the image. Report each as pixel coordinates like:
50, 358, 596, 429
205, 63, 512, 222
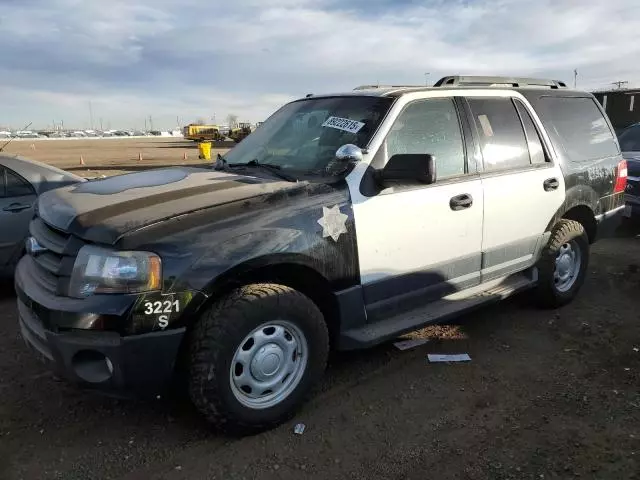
1, 137, 230, 178
0, 138, 639, 479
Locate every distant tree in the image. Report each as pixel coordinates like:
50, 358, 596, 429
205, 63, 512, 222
193, 117, 207, 125
226, 114, 239, 129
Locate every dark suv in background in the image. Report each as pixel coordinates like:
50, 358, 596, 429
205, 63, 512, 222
618, 123, 640, 219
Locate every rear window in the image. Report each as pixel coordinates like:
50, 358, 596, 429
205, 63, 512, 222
618, 124, 640, 152
537, 96, 619, 163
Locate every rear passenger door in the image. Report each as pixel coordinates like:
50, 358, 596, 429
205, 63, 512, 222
463, 96, 565, 282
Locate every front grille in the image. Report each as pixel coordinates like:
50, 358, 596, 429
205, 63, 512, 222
17, 296, 53, 360
28, 217, 85, 295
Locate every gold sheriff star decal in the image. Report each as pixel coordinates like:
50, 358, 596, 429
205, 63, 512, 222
317, 205, 348, 242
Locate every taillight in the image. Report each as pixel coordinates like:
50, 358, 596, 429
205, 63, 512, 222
614, 159, 628, 194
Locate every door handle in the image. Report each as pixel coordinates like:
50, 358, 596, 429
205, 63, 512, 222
3, 203, 32, 213
543, 178, 559, 191
450, 194, 473, 211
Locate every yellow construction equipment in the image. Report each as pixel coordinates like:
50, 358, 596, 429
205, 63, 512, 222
183, 124, 225, 142
228, 123, 253, 143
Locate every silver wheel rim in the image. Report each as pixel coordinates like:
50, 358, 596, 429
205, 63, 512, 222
554, 240, 582, 293
230, 320, 308, 410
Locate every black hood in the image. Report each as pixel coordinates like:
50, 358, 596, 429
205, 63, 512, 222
37, 167, 302, 244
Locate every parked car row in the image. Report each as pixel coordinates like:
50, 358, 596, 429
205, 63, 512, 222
0, 130, 181, 139
40, 130, 151, 138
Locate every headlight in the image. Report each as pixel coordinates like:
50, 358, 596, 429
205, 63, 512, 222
69, 245, 161, 298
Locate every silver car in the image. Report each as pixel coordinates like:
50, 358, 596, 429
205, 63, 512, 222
0, 154, 85, 276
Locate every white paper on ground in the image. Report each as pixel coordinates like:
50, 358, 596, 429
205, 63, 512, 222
427, 353, 472, 363
393, 338, 430, 351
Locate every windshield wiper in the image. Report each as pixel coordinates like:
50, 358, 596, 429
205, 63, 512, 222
228, 159, 297, 182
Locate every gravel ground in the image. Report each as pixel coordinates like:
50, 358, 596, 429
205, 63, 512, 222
0, 224, 639, 480
1, 137, 229, 178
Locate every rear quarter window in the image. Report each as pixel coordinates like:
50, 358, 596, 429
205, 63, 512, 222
537, 96, 619, 163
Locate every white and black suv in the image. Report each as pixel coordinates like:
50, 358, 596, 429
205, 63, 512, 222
16, 75, 628, 434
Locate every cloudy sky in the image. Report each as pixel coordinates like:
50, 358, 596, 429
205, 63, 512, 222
1, 0, 639, 130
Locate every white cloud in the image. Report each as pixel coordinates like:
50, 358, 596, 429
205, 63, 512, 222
0, 0, 639, 129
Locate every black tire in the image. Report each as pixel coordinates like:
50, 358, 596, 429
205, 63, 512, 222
187, 283, 329, 435
533, 219, 589, 308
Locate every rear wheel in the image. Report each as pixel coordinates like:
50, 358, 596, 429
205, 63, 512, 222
534, 219, 589, 308
188, 283, 329, 435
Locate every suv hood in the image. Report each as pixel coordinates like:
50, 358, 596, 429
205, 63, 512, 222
37, 167, 300, 244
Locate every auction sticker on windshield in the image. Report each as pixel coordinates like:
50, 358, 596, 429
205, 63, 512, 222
322, 116, 365, 134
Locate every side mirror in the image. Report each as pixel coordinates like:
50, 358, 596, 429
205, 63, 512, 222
326, 144, 363, 176
378, 153, 436, 187
335, 144, 364, 163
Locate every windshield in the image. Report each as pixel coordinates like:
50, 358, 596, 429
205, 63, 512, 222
618, 125, 640, 152
222, 96, 394, 172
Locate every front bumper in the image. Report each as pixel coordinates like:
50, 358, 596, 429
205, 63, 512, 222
15, 256, 186, 398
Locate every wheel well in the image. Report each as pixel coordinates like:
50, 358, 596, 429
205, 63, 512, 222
562, 205, 597, 243
202, 263, 341, 344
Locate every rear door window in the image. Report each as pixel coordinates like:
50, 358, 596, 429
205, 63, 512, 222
537, 96, 619, 162
5, 168, 34, 197
467, 98, 531, 171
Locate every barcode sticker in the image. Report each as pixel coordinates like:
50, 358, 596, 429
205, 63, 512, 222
321, 116, 365, 134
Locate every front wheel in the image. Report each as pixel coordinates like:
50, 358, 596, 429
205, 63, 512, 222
534, 219, 590, 308
188, 284, 329, 435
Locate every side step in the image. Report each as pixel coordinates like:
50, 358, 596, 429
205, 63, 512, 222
338, 271, 536, 350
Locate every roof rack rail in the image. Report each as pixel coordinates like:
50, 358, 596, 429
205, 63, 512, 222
433, 76, 568, 89
353, 84, 423, 90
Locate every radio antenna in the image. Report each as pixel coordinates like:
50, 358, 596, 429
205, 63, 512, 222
0, 121, 33, 152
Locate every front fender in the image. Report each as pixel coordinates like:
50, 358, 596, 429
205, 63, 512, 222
124, 180, 361, 333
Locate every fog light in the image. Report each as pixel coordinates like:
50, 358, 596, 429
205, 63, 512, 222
71, 350, 114, 384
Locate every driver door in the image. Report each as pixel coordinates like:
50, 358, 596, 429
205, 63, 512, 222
348, 96, 484, 320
